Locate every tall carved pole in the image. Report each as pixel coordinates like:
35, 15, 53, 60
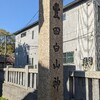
38, 0, 63, 100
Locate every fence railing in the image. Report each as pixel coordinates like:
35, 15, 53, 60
4, 65, 38, 90
4, 65, 100, 99
67, 71, 100, 100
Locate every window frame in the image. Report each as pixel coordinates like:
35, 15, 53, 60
63, 13, 66, 21
21, 32, 26, 38
32, 58, 34, 66
98, 6, 100, 22
63, 52, 74, 64
27, 55, 29, 64
32, 31, 34, 39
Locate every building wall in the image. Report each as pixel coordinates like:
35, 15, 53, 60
15, 25, 38, 68
63, 0, 95, 70
94, 0, 100, 70
15, 0, 97, 71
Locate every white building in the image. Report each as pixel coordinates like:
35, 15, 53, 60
14, 0, 100, 71
15, 22, 38, 68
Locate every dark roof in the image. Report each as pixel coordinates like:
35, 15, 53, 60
14, 21, 38, 35
14, 0, 88, 35
63, 0, 88, 12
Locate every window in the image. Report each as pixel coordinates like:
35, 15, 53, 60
35, 65, 37, 69
63, 13, 66, 21
27, 55, 29, 64
98, 6, 100, 22
63, 53, 66, 64
21, 32, 26, 38
32, 58, 34, 66
29, 58, 34, 65
63, 52, 74, 64
29, 58, 31, 64
32, 31, 34, 39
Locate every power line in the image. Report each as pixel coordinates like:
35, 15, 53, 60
25, 0, 66, 27
63, 31, 94, 43
25, 10, 39, 27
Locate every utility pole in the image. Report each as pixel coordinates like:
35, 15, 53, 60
4, 35, 7, 68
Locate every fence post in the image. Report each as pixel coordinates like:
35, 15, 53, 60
92, 79, 99, 100
5, 66, 9, 83
25, 65, 28, 89
63, 65, 75, 100
34, 73, 37, 89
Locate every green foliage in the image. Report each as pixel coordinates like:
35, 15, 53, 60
0, 97, 7, 100
0, 29, 15, 55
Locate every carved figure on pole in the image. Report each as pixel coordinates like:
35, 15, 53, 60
53, 3, 60, 19
53, 77, 61, 91
53, 27, 60, 35
53, 43, 60, 52
53, 59, 60, 69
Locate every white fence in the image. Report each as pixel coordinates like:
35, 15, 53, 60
4, 65, 100, 100
4, 65, 38, 90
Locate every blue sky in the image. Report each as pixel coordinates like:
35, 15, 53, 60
0, 0, 74, 33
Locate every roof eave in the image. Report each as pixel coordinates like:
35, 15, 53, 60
14, 21, 38, 35
63, 0, 88, 12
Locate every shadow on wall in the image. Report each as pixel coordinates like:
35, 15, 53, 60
73, 71, 87, 100
15, 43, 29, 67
39, 0, 44, 33
64, 65, 87, 100
63, 65, 76, 100
0, 69, 4, 96
22, 90, 37, 100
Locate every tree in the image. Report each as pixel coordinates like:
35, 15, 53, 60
0, 29, 15, 55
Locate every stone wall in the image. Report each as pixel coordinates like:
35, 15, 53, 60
3, 83, 37, 100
